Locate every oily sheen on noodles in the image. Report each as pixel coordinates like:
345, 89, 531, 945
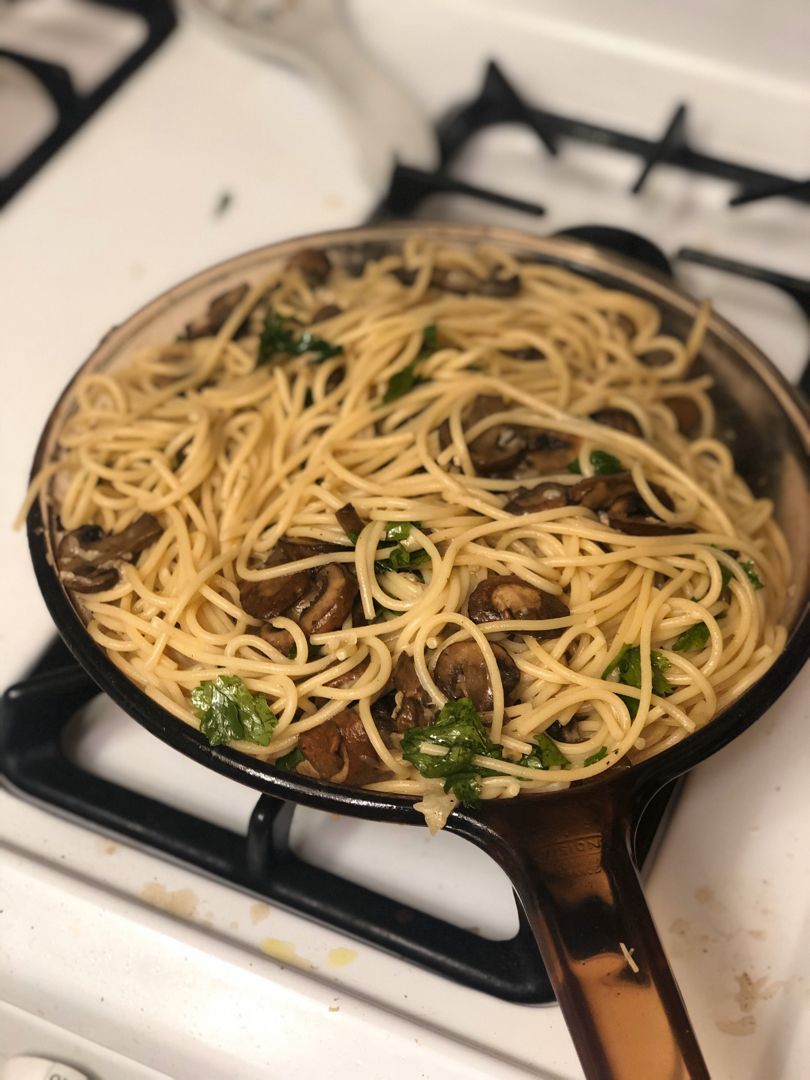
34, 238, 789, 829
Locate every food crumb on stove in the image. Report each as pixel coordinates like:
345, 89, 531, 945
100, 840, 118, 855
141, 881, 198, 919
250, 901, 271, 924
328, 1004, 340, 1013
327, 947, 358, 968
213, 190, 234, 217
260, 937, 315, 970
715, 1015, 756, 1036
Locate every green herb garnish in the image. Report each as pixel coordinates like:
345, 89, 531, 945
275, 747, 304, 772
376, 545, 430, 574
739, 561, 764, 590
384, 521, 420, 543
191, 674, 278, 746
256, 310, 342, 367
602, 644, 673, 718
382, 324, 438, 403
567, 449, 624, 476
584, 746, 608, 766
518, 733, 570, 771
673, 622, 710, 653
401, 698, 503, 806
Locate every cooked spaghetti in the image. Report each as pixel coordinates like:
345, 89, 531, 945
27, 237, 789, 828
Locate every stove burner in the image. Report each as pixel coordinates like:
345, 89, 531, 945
0, 639, 677, 1004
0, 0, 175, 210
435, 60, 810, 208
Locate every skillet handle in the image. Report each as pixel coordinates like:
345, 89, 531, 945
450, 784, 710, 1080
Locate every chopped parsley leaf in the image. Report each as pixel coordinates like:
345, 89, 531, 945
275, 747, 304, 771
519, 733, 570, 770
584, 746, 608, 766
401, 698, 503, 806
376, 545, 430, 574
256, 310, 342, 367
191, 674, 277, 746
673, 622, 710, 652
382, 324, 438, 403
384, 520, 420, 543
567, 450, 624, 476
739, 560, 764, 590
602, 644, 673, 718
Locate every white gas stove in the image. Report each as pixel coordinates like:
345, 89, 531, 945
1, 2, 809, 1078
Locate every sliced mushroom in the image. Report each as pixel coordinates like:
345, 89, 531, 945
57, 514, 162, 593
335, 503, 365, 542
295, 562, 358, 635
297, 708, 383, 786
257, 625, 295, 656
590, 407, 642, 438
546, 718, 589, 744
286, 248, 332, 286
523, 429, 580, 475
324, 655, 370, 690
388, 653, 436, 731
605, 490, 695, 536
467, 575, 569, 637
393, 267, 521, 296
431, 268, 521, 297
279, 536, 345, 561
568, 472, 637, 511
665, 395, 702, 437
433, 641, 520, 712
503, 481, 570, 515
184, 283, 249, 339
239, 550, 312, 621
501, 346, 543, 360
438, 395, 529, 477
312, 303, 343, 323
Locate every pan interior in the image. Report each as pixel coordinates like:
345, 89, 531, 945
30, 223, 810, 806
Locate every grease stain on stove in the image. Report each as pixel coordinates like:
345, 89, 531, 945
141, 882, 199, 919
250, 901, 271, 924
327, 947, 358, 968
260, 937, 316, 970
99, 840, 118, 855
716, 1015, 756, 1037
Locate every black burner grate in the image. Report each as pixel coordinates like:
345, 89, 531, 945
0, 0, 176, 210
0, 637, 678, 1004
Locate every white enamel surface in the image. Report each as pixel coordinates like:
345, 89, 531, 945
1, 1, 808, 1077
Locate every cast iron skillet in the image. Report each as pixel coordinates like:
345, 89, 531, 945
27, 224, 810, 1079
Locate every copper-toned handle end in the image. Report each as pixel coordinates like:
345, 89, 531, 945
452, 789, 709, 1080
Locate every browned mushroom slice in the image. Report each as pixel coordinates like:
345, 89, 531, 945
285, 248, 332, 286
297, 709, 383, 786
665, 395, 702, 437
335, 503, 365, 542
466, 395, 528, 477
239, 551, 312, 621
431, 268, 521, 297
279, 536, 345, 561
433, 641, 520, 712
568, 472, 638, 511
606, 490, 695, 536
389, 653, 436, 731
295, 563, 358, 635
546, 718, 588, 744
501, 346, 543, 360
503, 481, 570, 515
437, 396, 527, 476
467, 575, 569, 637
523, 429, 580, 475
184, 284, 249, 339
311, 303, 343, 323
257, 625, 295, 656
589, 407, 642, 438
57, 514, 162, 593
324, 655, 370, 690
